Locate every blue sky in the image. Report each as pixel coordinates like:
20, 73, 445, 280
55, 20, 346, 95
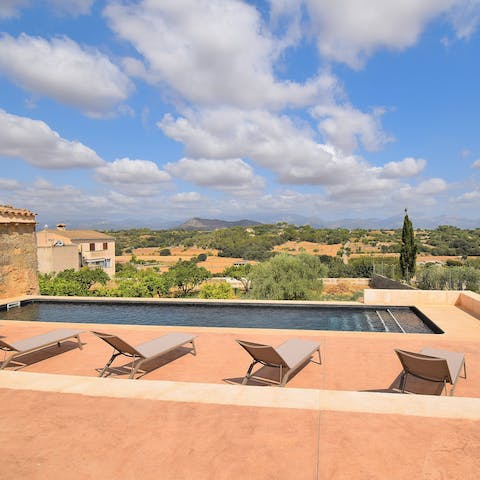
1, 0, 480, 228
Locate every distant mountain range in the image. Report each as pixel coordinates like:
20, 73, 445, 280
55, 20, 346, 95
177, 217, 262, 230
39, 214, 479, 231
266, 214, 480, 230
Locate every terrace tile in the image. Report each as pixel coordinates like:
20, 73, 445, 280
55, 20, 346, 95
1, 297, 480, 478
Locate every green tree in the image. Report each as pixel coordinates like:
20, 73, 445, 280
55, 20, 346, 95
39, 274, 87, 296
416, 265, 480, 292
199, 282, 234, 299
39, 268, 109, 296
248, 253, 327, 300
165, 260, 211, 296
399, 210, 417, 281
137, 269, 173, 296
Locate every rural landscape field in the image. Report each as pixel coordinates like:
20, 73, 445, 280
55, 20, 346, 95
35, 219, 480, 301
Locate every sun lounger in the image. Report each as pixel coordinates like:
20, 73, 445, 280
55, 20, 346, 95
92, 331, 197, 379
236, 338, 321, 387
0, 328, 83, 370
395, 347, 467, 396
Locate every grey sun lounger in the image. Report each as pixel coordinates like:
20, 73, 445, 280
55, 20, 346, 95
0, 328, 83, 370
92, 331, 197, 379
395, 347, 467, 396
236, 338, 321, 387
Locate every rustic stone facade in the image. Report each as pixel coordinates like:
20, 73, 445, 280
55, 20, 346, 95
0, 206, 39, 298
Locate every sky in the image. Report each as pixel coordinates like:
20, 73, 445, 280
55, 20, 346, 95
1, 0, 480, 229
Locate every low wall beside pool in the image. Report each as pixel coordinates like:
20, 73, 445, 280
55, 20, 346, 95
364, 289, 480, 320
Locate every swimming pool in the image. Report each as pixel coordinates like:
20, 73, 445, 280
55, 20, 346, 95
1, 299, 442, 334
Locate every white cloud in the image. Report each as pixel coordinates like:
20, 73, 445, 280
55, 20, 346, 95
0, 0, 28, 18
171, 192, 204, 203
325, 175, 397, 204
47, 0, 94, 16
379, 157, 427, 178
0, 109, 104, 168
160, 107, 372, 185
414, 178, 447, 195
165, 157, 265, 196
0, 178, 21, 190
472, 159, 480, 168
95, 158, 171, 196
104, 0, 335, 109
449, 0, 480, 39
302, 0, 457, 67
453, 189, 480, 204
0, 34, 133, 117
311, 104, 392, 153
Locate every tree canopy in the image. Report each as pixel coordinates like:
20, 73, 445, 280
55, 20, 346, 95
247, 253, 327, 300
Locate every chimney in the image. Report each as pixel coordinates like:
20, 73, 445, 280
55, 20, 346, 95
56, 223, 66, 230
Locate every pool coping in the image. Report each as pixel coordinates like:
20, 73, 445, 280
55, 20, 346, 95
1, 294, 444, 335
1, 370, 479, 420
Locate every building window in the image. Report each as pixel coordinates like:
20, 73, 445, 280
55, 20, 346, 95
89, 243, 95, 251
103, 242, 108, 250
105, 259, 111, 268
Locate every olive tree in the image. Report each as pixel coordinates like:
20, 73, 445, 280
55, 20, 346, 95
165, 260, 211, 296
248, 253, 327, 300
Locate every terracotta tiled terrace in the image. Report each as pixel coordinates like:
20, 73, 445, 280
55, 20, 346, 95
1, 290, 480, 479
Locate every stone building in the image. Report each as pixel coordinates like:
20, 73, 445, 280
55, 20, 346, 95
37, 225, 115, 278
0, 205, 39, 298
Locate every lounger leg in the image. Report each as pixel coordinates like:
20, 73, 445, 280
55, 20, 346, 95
76, 334, 83, 350
449, 360, 467, 396
310, 348, 322, 365
242, 361, 257, 385
99, 351, 121, 377
0, 352, 17, 370
128, 355, 143, 380
399, 372, 407, 392
190, 340, 197, 356
280, 366, 290, 387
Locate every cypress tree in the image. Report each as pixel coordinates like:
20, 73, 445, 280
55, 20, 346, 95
399, 209, 417, 282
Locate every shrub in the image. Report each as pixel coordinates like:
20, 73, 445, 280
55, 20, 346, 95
445, 259, 462, 267
159, 248, 171, 256
199, 282, 234, 299
416, 265, 480, 292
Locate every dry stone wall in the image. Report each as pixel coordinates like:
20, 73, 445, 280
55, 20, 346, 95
0, 222, 39, 298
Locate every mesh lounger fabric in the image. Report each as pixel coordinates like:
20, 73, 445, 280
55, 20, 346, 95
92, 331, 197, 379
395, 347, 466, 396
237, 338, 321, 387
0, 328, 83, 369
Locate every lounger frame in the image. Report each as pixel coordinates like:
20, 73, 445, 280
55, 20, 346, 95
92, 331, 197, 379
395, 348, 467, 396
237, 339, 321, 387
0, 329, 83, 370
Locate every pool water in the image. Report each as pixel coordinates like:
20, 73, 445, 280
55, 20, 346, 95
1, 301, 442, 334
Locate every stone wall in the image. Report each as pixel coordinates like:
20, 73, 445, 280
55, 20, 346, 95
370, 273, 416, 290
0, 223, 39, 298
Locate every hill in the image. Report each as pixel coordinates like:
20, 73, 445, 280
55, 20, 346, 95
178, 217, 262, 231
